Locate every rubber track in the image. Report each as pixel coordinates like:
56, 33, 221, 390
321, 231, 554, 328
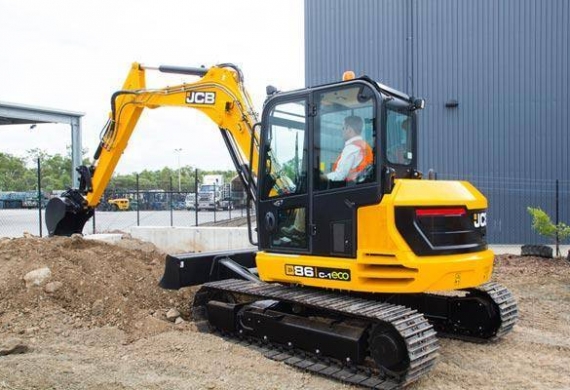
435, 282, 519, 343
470, 282, 518, 341
196, 279, 440, 389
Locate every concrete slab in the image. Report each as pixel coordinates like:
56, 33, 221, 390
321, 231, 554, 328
129, 226, 255, 254
95, 226, 569, 259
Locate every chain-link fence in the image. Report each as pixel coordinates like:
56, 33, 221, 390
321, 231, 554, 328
1, 162, 569, 247
0, 163, 252, 238
83, 188, 252, 235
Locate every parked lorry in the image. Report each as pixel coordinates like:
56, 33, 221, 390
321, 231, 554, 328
0, 191, 48, 209
197, 174, 230, 210
229, 175, 247, 208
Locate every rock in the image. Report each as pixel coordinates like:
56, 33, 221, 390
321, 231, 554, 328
91, 299, 104, 316
166, 308, 180, 322
0, 338, 29, 356
24, 327, 39, 334
44, 281, 63, 294
175, 317, 185, 325
23, 267, 52, 288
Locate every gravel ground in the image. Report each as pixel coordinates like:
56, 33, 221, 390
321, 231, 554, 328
0, 236, 569, 390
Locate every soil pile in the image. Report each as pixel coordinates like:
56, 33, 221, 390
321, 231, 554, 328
0, 235, 194, 341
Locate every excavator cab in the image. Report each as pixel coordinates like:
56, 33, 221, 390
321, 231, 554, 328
257, 78, 419, 257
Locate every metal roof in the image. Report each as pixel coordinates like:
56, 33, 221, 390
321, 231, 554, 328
0, 101, 84, 126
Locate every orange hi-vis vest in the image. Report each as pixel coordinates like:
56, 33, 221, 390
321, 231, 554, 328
332, 139, 373, 181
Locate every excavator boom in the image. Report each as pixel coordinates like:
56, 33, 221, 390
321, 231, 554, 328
46, 62, 261, 236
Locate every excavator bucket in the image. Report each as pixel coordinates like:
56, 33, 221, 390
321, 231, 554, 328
45, 190, 93, 236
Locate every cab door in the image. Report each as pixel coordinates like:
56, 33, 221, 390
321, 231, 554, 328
257, 94, 311, 253
311, 82, 382, 258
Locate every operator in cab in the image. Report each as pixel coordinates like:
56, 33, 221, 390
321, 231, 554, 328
325, 115, 373, 182
281, 115, 373, 238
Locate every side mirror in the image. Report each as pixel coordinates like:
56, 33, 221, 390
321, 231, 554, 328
266, 85, 279, 96
412, 97, 426, 110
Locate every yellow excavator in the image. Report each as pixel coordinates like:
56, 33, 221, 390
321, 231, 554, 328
45, 63, 517, 389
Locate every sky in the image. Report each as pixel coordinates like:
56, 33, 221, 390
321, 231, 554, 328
0, 0, 304, 174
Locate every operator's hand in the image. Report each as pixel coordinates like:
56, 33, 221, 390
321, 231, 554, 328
278, 174, 297, 194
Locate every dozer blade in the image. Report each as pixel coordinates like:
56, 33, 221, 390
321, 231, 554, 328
45, 189, 94, 236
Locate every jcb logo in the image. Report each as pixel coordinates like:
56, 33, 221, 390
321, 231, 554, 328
473, 212, 487, 228
186, 91, 216, 105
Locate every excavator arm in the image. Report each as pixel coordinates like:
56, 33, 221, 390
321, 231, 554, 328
46, 62, 266, 236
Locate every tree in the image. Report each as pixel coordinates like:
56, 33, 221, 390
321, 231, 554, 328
528, 207, 570, 256
0, 153, 32, 191
0, 149, 237, 194
26, 148, 91, 192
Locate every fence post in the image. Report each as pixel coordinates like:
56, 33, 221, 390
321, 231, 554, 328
136, 173, 140, 226
37, 157, 43, 237
213, 182, 217, 223
194, 168, 199, 226
556, 179, 560, 257
229, 197, 232, 220
170, 176, 174, 227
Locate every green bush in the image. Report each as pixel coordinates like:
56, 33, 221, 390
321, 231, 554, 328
527, 207, 570, 243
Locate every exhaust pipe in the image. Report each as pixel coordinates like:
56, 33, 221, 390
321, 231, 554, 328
45, 189, 94, 236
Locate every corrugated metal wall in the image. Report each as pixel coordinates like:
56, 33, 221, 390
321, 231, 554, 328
305, 0, 570, 243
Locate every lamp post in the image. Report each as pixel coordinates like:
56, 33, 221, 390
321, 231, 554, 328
174, 148, 182, 192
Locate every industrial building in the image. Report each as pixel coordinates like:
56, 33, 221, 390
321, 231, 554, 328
305, 0, 569, 243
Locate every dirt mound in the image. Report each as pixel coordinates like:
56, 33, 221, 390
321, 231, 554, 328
0, 235, 194, 341
1, 244, 569, 389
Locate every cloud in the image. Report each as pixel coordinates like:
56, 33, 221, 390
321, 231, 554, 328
0, 0, 304, 174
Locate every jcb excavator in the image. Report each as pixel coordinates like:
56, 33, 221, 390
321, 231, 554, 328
45, 63, 517, 389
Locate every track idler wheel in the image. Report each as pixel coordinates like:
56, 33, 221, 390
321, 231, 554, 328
368, 323, 410, 378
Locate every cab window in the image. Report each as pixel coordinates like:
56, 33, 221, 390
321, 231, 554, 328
262, 99, 308, 199
386, 109, 413, 165
314, 85, 376, 191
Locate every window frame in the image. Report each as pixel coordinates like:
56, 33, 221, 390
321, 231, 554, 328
312, 82, 380, 194
259, 95, 309, 201
385, 107, 414, 166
